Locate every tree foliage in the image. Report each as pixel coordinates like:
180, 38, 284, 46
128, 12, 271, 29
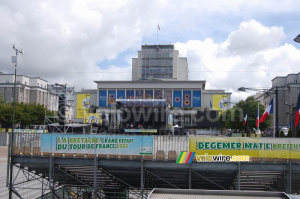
0, 103, 57, 128
0, 93, 4, 103
219, 96, 272, 132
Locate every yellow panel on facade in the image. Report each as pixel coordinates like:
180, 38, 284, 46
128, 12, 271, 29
76, 94, 90, 119
84, 113, 102, 124
212, 94, 228, 111
189, 137, 300, 159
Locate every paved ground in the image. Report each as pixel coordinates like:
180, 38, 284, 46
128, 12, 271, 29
0, 146, 8, 163
0, 146, 51, 199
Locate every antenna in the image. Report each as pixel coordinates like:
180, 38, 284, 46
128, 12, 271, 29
13, 44, 23, 56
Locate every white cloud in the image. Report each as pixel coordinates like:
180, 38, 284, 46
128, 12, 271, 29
0, 0, 300, 105
175, 20, 300, 102
0, 0, 166, 90
226, 20, 285, 55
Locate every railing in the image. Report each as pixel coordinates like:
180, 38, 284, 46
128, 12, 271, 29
11, 133, 189, 160
12, 133, 41, 155
11, 133, 300, 162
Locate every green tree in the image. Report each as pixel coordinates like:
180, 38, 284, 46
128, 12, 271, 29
0, 103, 58, 128
220, 96, 272, 132
0, 93, 4, 103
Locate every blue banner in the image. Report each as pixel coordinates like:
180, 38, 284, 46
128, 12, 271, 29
108, 90, 116, 107
193, 91, 201, 107
126, 90, 134, 99
99, 90, 107, 107
136, 90, 143, 99
183, 90, 191, 107
145, 90, 153, 99
173, 90, 182, 107
117, 90, 125, 99
41, 134, 154, 155
154, 90, 163, 99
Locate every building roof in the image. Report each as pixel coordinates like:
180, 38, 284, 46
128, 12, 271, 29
271, 72, 300, 81
94, 80, 206, 84
147, 188, 290, 199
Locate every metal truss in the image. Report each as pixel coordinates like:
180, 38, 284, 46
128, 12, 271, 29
145, 169, 179, 189
46, 84, 75, 133
10, 164, 54, 199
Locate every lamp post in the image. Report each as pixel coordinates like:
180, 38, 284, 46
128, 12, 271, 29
7, 44, 22, 199
294, 34, 300, 43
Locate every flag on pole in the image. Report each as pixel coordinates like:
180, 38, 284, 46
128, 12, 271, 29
259, 99, 273, 123
256, 102, 260, 130
243, 113, 247, 126
158, 24, 160, 30
295, 92, 300, 127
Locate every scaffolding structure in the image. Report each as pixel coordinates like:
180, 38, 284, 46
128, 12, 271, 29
46, 84, 75, 133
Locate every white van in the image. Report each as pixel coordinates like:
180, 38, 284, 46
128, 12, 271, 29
280, 127, 289, 137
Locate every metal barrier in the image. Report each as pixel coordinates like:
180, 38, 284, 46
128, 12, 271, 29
154, 135, 189, 158
11, 133, 189, 160
12, 133, 41, 155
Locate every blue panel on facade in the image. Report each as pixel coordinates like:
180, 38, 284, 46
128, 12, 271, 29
193, 91, 201, 107
145, 90, 153, 99
126, 90, 134, 99
183, 91, 191, 107
99, 90, 107, 107
117, 90, 125, 99
173, 90, 182, 107
108, 90, 116, 107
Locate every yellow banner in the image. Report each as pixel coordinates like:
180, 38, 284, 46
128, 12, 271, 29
84, 113, 102, 124
189, 137, 300, 159
76, 94, 90, 118
212, 94, 228, 111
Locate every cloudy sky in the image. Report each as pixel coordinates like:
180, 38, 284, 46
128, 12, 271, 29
1, 0, 300, 102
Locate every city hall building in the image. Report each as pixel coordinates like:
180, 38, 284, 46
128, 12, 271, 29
74, 44, 231, 131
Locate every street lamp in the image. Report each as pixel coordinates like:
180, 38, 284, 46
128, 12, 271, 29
7, 44, 22, 199
237, 87, 271, 93
294, 34, 300, 43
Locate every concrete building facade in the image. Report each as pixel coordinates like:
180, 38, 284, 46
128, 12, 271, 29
74, 44, 232, 129
255, 73, 300, 134
0, 73, 58, 111
132, 45, 188, 81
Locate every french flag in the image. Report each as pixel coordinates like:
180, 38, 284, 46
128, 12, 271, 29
259, 99, 273, 123
243, 113, 247, 126
255, 109, 259, 127
295, 92, 300, 127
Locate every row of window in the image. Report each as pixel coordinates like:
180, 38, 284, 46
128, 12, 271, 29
142, 59, 173, 67
142, 74, 173, 79
142, 51, 173, 59
142, 46, 173, 50
142, 68, 173, 74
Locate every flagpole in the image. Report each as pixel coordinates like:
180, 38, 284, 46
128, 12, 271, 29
157, 26, 158, 44
257, 102, 259, 132
273, 96, 276, 137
